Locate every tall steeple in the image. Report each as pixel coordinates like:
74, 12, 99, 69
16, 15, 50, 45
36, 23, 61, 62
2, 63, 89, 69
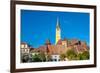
56, 18, 60, 30
55, 18, 61, 44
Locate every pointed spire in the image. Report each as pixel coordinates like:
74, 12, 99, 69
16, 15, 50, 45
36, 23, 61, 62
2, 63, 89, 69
56, 17, 60, 30
57, 17, 59, 26
45, 39, 51, 45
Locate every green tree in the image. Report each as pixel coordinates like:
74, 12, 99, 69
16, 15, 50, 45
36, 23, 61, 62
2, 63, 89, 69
21, 54, 29, 62
60, 53, 66, 61
66, 49, 77, 60
77, 51, 89, 60
31, 54, 42, 62
38, 52, 46, 62
31, 52, 47, 62
45, 54, 52, 61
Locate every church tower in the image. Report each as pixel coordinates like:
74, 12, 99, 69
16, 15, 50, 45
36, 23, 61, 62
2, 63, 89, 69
55, 18, 61, 44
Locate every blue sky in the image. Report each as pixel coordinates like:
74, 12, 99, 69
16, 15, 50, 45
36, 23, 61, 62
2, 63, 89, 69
21, 10, 90, 48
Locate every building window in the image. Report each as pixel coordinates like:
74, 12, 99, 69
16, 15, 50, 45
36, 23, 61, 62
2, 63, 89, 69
24, 44, 27, 48
54, 59, 57, 61
52, 59, 57, 61
25, 49, 27, 52
21, 44, 24, 48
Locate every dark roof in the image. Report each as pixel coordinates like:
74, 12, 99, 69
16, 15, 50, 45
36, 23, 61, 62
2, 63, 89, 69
47, 45, 68, 55
30, 46, 47, 53
21, 42, 27, 45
